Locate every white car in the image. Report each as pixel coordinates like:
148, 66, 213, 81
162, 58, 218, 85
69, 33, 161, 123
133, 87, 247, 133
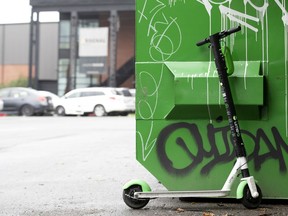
116, 88, 135, 113
0, 99, 3, 111
129, 88, 135, 97
38, 90, 61, 110
55, 87, 132, 116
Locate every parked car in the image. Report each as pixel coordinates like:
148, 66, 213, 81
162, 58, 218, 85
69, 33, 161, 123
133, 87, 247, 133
0, 99, 4, 116
38, 90, 61, 112
0, 87, 53, 116
0, 99, 3, 111
129, 88, 135, 97
55, 87, 133, 116
116, 88, 135, 113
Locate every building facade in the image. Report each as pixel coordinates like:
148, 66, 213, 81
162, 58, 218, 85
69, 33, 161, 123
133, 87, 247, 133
0, 24, 30, 85
29, 0, 135, 95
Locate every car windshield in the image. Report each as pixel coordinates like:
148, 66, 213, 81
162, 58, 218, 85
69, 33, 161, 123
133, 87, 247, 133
66, 92, 80, 99
80, 91, 105, 97
117, 89, 132, 97
0, 89, 10, 97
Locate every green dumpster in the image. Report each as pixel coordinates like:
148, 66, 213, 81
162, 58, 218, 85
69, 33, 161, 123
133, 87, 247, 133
134, 0, 288, 199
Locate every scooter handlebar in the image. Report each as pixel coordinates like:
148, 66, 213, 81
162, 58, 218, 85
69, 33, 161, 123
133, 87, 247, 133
220, 26, 241, 38
196, 38, 209, 47
196, 26, 241, 46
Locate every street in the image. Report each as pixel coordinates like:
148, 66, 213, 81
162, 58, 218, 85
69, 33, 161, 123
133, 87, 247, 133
0, 116, 287, 216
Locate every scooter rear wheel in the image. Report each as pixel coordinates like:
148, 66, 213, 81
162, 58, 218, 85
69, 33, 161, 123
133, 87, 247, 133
241, 184, 262, 209
123, 185, 149, 209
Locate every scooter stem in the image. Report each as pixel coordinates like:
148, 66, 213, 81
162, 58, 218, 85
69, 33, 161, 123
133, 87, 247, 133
197, 27, 250, 178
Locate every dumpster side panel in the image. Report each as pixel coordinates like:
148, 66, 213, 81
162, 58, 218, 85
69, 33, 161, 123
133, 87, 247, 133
136, 0, 288, 198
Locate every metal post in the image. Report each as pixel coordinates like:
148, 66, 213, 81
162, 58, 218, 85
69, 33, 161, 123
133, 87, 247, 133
1, 25, 5, 85
108, 10, 119, 87
28, 10, 39, 88
28, 10, 33, 88
66, 11, 78, 93
34, 14, 40, 90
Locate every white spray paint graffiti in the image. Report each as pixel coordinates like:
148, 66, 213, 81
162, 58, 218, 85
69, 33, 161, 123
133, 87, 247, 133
137, 64, 164, 161
137, 0, 183, 160
168, 0, 186, 7
219, 2, 268, 90
196, 0, 212, 15
275, 0, 288, 25
219, 5, 260, 33
149, 15, 182, 61
137, 0, 148, 23
199, 0, 287, 134
138, 0, 183, 62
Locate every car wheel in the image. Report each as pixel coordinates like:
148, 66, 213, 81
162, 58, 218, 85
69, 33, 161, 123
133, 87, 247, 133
55, 106, 66, 116
94, 105, 107, 117
20, 104, 34, 116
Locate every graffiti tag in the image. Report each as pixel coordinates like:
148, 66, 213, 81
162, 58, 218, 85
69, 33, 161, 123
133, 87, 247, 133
157, 122, 288, 176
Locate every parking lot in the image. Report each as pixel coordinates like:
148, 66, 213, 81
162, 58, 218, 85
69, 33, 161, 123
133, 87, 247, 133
0, 116, 287, 216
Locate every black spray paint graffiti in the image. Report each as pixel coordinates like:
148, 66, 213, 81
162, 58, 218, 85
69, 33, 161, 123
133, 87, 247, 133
157, 122, 288, 176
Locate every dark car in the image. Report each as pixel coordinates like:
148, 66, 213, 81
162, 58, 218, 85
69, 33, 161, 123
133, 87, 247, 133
0, 87, 53, 116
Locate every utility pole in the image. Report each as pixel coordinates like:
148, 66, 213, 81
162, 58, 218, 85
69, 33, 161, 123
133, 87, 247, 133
28, 10, 40, 89
108, 10, 119, 87
66, 11, 78, 93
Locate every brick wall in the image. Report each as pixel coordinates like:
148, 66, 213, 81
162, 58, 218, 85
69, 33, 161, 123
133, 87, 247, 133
99, 11, 135, 87
117, 11, 135, 69
0, 65, 29, 85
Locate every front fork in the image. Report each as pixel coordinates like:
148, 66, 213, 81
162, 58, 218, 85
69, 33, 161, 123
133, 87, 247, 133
208, 35, 259, 198
227, 157, 259, 199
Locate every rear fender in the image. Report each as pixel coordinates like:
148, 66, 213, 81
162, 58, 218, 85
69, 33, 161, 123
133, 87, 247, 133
123, 179, 151, 192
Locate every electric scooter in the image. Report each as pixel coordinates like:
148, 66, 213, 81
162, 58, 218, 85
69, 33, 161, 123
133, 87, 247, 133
122, 26, 262, 209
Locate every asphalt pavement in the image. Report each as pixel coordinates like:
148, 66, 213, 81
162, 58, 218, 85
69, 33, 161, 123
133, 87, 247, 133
0, 116, 287, 216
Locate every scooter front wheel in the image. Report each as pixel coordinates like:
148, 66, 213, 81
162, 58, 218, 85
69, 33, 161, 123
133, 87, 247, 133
123, 185, 150, 209
241, 184, 262, 209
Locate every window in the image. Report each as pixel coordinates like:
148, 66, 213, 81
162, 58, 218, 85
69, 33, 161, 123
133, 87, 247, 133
0, 89, 10, 98
59, 20, 70, 49
57, 14, 101, 95
80, 91, 104, 97
79, 19, 99, 28
117, 89, 132, 97
66, 92, 80, 99
11, 90, 29, 98
58, 59, 69, 96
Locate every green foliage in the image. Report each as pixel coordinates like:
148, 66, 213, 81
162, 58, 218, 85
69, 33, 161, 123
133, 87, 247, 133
0, 77, 28, 88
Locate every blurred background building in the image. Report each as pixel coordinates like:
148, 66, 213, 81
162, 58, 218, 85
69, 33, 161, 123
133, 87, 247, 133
0, 0, 135, 96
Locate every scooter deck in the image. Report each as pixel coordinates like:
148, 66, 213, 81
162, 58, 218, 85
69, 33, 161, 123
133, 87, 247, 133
135, 190, 230, 199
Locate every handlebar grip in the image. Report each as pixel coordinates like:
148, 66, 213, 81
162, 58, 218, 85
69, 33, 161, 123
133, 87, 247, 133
196, 38, 209, 46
